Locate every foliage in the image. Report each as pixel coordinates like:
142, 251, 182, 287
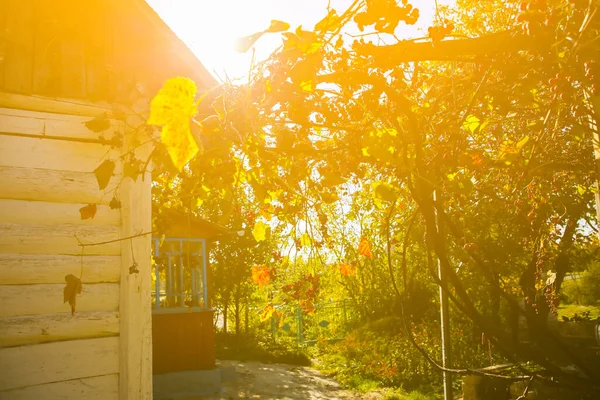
215, 331, 311, 366
111, 0, 600, 394
561, 261, 600, 306
312, 314, 492, 393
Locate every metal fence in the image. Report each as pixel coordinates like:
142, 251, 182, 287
267, 300, 356, 345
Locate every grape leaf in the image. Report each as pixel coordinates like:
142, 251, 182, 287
123, 160, 141, 182
148, 77, 200, 171
373, 182, 397, 202
79, 204, 97, 220
266, 20, 291, 33
109, 196, 122, 210
64, 274, 82, 315
314, 9, 341, 33
300, 233, 312, 247
84, 113, 111, 133
252, 220, 268, 242
93, 160, 115, 190
358, 237, 373, 259
463, 115, 480, 133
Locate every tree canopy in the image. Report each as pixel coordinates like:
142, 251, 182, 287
95, 0, 600, 394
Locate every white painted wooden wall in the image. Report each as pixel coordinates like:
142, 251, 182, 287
0, 100, 152, 399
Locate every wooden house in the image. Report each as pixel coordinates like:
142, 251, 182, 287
0, 1, 215, 399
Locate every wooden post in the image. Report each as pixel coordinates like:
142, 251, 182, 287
434, 190, 453, 400
119, 117, 153, 399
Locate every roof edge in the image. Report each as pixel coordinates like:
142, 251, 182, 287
133, 0, 219, 91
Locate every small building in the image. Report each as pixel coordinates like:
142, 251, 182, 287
151, 209, 228, 399
0, 1, 215, 399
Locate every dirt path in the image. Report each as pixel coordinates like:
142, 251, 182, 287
199, 360, 384, 400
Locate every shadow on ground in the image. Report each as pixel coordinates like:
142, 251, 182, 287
198, 360, 383, 400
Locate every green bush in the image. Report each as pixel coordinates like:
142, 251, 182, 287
561, 261, 600, 306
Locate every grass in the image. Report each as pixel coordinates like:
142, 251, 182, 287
557, 304, 600, 321
215, 332, 312, 366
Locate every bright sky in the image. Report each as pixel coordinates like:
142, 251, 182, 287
146, 0, 444, 82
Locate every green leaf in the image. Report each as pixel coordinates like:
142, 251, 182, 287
252, 221, 268, 242
266, 20, 290, 33
463, 115, 480, 133
93, 160, 115, 190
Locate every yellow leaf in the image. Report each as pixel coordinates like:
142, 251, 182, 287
148, 77, 197, 125
148, 77, 200, 171
300, 80, 313, 92
358, 237, 373, 259
314, 9, 341, 33
267, 20, 290, 33
300, 233, 312, 247
160, 118, 200, 171
463, 115, 480, 133
516, 136, 530, 150
260, 303, 275, 321
253, 221, 268, 242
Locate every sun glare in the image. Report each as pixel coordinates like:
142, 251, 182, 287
146, 0, 442, 82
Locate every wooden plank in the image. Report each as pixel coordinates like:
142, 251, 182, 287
0, 106, 124, 141
0, 135, 120, 172
59, 2, 87, 99
2, 0, 34, 94
0, 0, 7, 90
119, 117, 153, 398
0, 254, 120, 285
0, 166, 120, 205
0, 311, 119, 347
0, 336, 119, 391
0, 223, 120, 255
0, 374, 118, 400
0, 283, 119, 318
0, 200, 119, 226
84, 1, 114, 102
32, 0, 61, 97
0, 92, 116, 117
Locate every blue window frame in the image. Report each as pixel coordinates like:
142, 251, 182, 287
151, 237, 208, 309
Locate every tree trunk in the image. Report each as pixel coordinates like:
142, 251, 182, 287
245, 303, 249, 334
234, 294, 240, 337
223, 301, 228, 334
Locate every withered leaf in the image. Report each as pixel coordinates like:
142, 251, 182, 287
109, 196, 122, 210
93, 160, 116, 190
64, 274, 82, 315
84, 113, 111, 133
79, 204, 97, 220
123, 160, 141, 182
